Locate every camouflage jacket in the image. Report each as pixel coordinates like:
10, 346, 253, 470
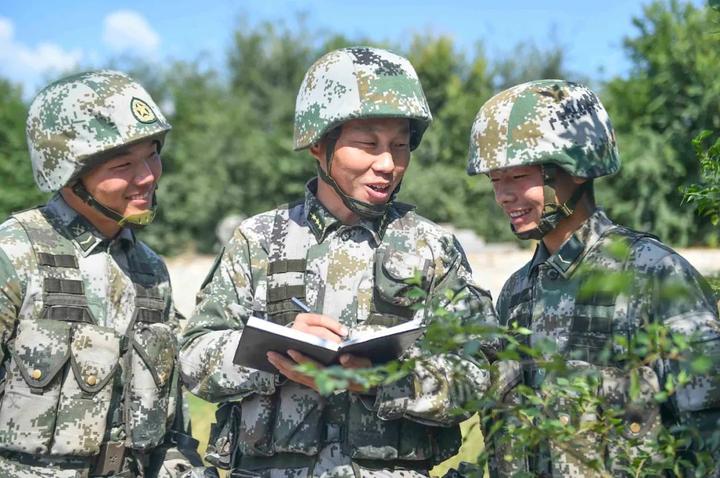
0, 194, 186, 474
180, 180, 497, 469
491, 209, 720, 477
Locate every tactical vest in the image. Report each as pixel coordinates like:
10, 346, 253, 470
0, 208, 176, 457
208, 202, 461, 471
491, 226, 663, 478
506, 226, 658, 366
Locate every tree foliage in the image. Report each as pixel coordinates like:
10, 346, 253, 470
1, 1, 719, 254
0, 79, 47, 218
600, 0, 720, 246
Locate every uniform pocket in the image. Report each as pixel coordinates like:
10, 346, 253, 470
347, 395, 399, 460
374, 250, 432, 310
0, 320, 71, 453
271, 383, 322, 455
51, 323, 121, 455
237, 394, 276, 457
127, 322, 176, 449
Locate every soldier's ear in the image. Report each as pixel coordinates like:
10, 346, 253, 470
309, 142, 324, 163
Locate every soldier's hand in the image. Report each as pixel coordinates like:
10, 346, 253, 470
340, 354, 376, 394
292, 313, 347, 343
266, 349, 323, 391
339, 353, 372, 369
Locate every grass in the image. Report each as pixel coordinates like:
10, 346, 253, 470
188, 394, 485, 477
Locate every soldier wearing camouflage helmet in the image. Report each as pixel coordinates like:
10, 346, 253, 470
180, 46, 499, 477
0, 70, 210, 477
467, 79, 720, 476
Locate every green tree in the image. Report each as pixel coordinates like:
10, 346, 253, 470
0, 79, 47, 220
601, 0, 720, 245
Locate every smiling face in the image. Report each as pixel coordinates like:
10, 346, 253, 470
311, 117, 411, 222
489, 165, 546, 234
80, 139, 162, 221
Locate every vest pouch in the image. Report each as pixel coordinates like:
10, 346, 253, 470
237, 393, 276, 456
567, 304, 615, 363
271, 382, 323, 455
601, 366, 662, 472
374, 250, 432, 319
674, 336, 720, 412
0, 319, 71, 453
428, 424, 461, 465
127, 322, 176, 449
51, 323, 120, 455
542, 361, 603, 478
206, 402, 242, 469
347, 394, 400, 460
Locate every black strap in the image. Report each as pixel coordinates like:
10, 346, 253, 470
43, 306, 93, 323
44, 278, 84, 294
265, 204, 308, 325
267, 259, 307, 275
37, 252, 78, 268
267, 285, 305, 303
136, 308, 162, 324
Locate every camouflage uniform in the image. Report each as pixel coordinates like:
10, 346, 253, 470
0, 71, 206, 477
467, 80, 720, 477
179, 47, 498, 478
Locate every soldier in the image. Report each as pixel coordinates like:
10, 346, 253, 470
0, 70, 209, 477
467, 79, 720, 476
179, 46, 498, 477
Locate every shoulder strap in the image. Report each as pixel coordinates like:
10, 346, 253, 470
12, 208, 94, 323
568, 226, 653, 362
265, 202, 307, 325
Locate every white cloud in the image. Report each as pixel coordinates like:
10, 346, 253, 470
0, 17, 13, 41
0, 16, 82, 95
103, 10, 160, 54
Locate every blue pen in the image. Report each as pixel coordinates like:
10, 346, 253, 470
291, 296, 311, 313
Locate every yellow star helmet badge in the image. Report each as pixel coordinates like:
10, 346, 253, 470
130, 97, 158, 124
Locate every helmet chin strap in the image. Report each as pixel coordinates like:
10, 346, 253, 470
317, 128, 396, 220
512, 165, 590, 241
71, 181, 157, 230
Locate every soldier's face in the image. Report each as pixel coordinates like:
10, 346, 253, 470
489, 165, 545, 234
313, 118, 411, 206
82, 140, 162, 217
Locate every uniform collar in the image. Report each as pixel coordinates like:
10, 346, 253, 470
529, 208, 615, 279
303, 178, 398, 244
46, 194, 136, 257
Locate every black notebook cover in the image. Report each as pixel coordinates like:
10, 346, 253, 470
233, 317, 424, 373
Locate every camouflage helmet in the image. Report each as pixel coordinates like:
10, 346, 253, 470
467, 79, 619, 178
27, 70, 171, 192
293, 46, 432, 151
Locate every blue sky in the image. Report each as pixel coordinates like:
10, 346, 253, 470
0, 1, 699, 98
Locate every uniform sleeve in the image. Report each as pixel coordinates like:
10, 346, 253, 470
644, 251, 720, 444
179, 227, 277, 402
371, 235, 499, 426
0, 247, 23, 364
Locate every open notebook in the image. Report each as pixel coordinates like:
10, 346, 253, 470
233, 317, 424, 373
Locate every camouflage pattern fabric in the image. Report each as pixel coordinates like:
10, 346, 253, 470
0, 194, 191, 477
492, 208, 720, 477
180, 179, 498, 476
466, 79, 619, 179
293, 47, 432, 151
26, 70, 171, 192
